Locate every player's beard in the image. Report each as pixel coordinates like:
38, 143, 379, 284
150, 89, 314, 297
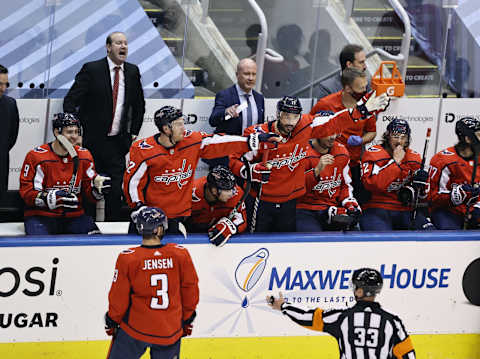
351, 90, 366, 101
277, 120, 293, 139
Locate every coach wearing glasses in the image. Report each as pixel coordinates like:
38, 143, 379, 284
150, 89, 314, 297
63, 31, 145, 221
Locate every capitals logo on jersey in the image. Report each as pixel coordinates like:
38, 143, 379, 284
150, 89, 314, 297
312, 167, 342, 197
387, 175, 412, 192
139, 140, 153, 150
154, 159, 193, 189
270, 144, 307, 172
33, 146, 48, 153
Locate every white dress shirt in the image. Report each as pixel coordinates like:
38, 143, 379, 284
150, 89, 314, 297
107, 56, 125, 136
236, 84, 259, 133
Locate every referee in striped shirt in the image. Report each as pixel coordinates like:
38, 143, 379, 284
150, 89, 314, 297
267, 268, 415, 359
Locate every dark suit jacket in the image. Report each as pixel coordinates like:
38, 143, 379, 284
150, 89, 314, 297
0, 95, 20, 197
209, 85, 265, 135
63, 57, 145, 155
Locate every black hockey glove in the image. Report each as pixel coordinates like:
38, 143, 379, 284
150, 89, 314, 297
38, 189, 79, 210
451, 184, 480, 206
182, 311, 196, 337
467, 202, 480, 228
398, 186, 415, 206
412, 169, 429, 191
104, 312, 119, 337
240, 162, 271, 184
247, 132, 280, 151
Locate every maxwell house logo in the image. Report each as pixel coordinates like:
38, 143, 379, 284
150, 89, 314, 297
203, 248, 270, 334
235, 248, 269, 294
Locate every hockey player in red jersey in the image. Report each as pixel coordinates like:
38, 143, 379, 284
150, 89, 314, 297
296, 132, 361, 231
19, 113, 111, 235
360, 119, 433, 230
429, 117, 480, 229
309, 70, 382, 204
124, 105, 278, 235
185, 165, 247, 246
229, 93, 389, 232
105, 206, 199, 359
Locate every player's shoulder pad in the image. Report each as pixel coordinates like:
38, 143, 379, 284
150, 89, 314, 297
440, 149, 455, 156
120, 248, 136, 255
33, 145, 49, 154
171, 244, 186, 251
137, 139, 154, 150
250, 124, 266, 135
76, 146, 94, 159
366, 145, 382, 153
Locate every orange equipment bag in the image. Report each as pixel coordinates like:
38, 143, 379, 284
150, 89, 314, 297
371, 61, 405, 97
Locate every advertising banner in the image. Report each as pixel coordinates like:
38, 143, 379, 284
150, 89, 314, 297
437, 98, 480, 152
8, 100, 49, 190
0, 239, 479, 343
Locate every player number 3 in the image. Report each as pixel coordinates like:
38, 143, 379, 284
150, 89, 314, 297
150, 273, 169, 309
353, 327, 379, 347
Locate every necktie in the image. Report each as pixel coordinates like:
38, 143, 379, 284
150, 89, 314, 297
111, 66, 121, 124
245, 94, 253, 127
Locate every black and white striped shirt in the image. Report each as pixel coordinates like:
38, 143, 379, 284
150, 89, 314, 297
281, 300, 415, 359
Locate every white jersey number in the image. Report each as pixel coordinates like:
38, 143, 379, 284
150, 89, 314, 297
150, 274, 169, 309
354, 327, 379, 347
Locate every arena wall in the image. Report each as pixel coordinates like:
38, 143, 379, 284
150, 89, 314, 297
9, 98, 480, 190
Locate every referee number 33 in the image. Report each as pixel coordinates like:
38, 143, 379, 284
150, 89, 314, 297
354, 327, 379, 347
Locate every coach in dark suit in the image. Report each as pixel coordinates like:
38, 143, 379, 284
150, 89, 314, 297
207, 58, 265, 168
209, 58, 265, 136
0, 65, 20, 204
63, 31, 145, 221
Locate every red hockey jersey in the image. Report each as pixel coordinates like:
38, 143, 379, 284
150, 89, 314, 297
230, 110, 362, 203
361, 145, 421, 211
297, 141, 354, 211
108, 243, 199, 345
309, 91, 377, 165
19, 143, 98, 218
124, 131, 251, 219
190, 177, 247, 233
429, 146, 480, 217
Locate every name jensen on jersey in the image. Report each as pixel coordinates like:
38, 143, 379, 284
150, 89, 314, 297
142, 258, 173, 270
154, 159, 193, 189
313, 168, 342, 197
269, 144, 307, 172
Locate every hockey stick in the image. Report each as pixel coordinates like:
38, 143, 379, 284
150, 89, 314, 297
228, 176, 252, 221
410, 128, 431, 229
464, 149, 478, 229
250, 146, 271, 233
57, 134, 79, 194
105, 330, 117, 359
